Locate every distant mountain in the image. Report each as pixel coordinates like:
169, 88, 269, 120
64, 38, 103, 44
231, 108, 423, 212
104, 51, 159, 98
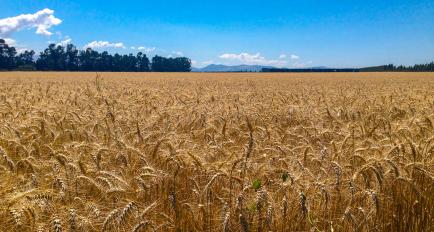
192, 64, 276, 72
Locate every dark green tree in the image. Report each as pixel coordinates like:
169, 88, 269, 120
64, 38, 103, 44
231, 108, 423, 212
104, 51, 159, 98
151, 55, 191, 72
0, 39, 17, 70
36, 44, 66, 71
136, 52, 150, 71
65, 44, 79, 71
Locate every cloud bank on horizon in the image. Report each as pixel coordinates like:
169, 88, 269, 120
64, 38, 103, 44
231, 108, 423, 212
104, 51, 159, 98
219, 53, 287, 67
217, 52, 307, 68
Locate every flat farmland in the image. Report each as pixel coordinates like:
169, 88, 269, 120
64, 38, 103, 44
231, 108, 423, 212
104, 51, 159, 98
0, 72, 433, 231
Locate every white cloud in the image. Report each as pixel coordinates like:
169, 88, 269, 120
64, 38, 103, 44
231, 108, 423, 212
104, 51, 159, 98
219, 52, 286, 66
4, 38, 16, 46
56, 37, 72, 47
279, 54, 287, 59
0, 8, 62, 37
137, 46, 156, 53
17, 48, 31, 54
131, 46, 136, 50
191, 60, 198, 66
172, 51, 183, 57
290, 54, 300, 60
84, 41, 125, 49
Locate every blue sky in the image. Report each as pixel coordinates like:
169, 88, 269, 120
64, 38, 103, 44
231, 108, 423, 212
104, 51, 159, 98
1, 0, 433, 68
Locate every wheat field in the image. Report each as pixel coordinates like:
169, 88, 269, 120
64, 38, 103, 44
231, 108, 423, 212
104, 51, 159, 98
0, 72, 433, 232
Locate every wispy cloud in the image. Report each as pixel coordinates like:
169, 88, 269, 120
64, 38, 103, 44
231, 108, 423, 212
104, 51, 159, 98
4, 38, 16, 46
279, 54, 287, 59
17, 48, 31, 54
56, 37, 72, 47
219, 52, 286, 66
290, 54, 300, 60
138, 46, 156, 53
172, 51, 183, 57
84, 41, 125, 49
0, 8, 62, 37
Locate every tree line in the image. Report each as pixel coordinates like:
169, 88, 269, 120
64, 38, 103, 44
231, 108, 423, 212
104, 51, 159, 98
360, 63, 434, 72
263, 63, 434, 72
0, 39, 191, 72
